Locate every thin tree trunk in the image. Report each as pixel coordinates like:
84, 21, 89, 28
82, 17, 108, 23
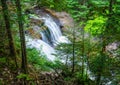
15, 0, 27, 74
72, 27, 75, 73
86, 28, 91, 85
0, 19, 5, 56
81, 28, 85, 85
1, 0, 17, 67
65, 55, 68, 66
81, 28, 85, 77
96, 73, 101, 85
109, 0, 113, 15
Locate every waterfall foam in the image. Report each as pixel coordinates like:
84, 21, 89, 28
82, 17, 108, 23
42, 14, 69, 46
40, 31, 51, 45
26, 13, 69, 61
26, 36, 55, 61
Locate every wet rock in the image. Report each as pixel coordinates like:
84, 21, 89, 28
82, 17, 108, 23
43, 8, 74, 30
32, 8, 74, 31
106, 42, 120, 51
25, 26, 42, 39
55, 12, 74, 29
30, 18, 44, 25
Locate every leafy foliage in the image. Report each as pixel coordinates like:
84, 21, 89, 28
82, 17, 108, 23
1, 0, 120, 84
37, 0, 67, 11
67, 0, 89, 21
17, 73, 32, 81
85, 16, 107, 36
27, 48, 53, 71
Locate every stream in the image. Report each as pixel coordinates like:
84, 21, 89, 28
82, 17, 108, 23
25, 10, 115, 85
25, 13, 69, 61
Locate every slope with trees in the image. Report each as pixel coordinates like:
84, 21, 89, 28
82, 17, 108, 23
0, 0, 120, 85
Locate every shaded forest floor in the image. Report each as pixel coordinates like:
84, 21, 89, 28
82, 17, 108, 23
0, 57, 75, 85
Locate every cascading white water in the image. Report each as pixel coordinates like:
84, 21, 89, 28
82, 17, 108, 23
42, 14, 69, 46
26, 14, 69, 61
42, 15, 62, 45
40, 31, 51, 45
27, 13, 115, 85
26, 36, 55, 61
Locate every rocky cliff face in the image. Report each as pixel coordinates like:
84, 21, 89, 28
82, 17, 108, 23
26, 7, 74, 40
43, 8, 74, 30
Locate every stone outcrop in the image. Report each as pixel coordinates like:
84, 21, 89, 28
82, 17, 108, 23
25, 26, 42, 39
43, 8, 74, 30
31, 7, 74, 29
25, 7, 74, 40
55, 12, 74, 29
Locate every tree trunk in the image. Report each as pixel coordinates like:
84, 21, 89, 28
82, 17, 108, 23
96, 73, 101, 85
81, 28, 85, 85
1, 0, 17, 66
0, 18, 5, 56
81, 28, 85, 76
72, 27, 75, 73
15, 0, 27, 74
109, 0, 113, 15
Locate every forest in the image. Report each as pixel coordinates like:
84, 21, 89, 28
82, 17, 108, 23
0, 0, 120, 85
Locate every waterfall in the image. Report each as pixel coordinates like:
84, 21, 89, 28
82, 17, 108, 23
26, 13, 69, 61
26, 36, 55, 61
42, 14, 69, 46
40, 31, 51, 45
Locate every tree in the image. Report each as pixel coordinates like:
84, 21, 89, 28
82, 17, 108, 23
71, 27, 75, 73
15, 0, 27, 74
1, 0, 17, 66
